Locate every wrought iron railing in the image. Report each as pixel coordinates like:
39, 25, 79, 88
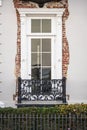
0, 113, 87, 130
17, 77, 66, 104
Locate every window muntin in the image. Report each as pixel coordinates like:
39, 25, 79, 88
31, 19, 51, 33
31, 38, 51, 80
20, 9, 64, 80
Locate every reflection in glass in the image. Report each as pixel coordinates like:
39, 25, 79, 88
31, 19, 40, 33
31, 19, 51, 33
31, 53, 41, 67
42, 19, 51, 33
32, 67, 41, 79
42, 68, 51, 80
42, 53, 51, 66
31, 38, 51, 80
31, 39, 41, 52
42, 39, 51, 52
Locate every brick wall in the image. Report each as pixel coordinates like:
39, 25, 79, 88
13, 0, 69, 78
15, 9, 21, 78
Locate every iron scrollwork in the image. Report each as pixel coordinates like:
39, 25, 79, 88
18, 78, 66, 102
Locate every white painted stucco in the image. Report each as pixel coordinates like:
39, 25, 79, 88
0, 0, 87, 107
66, 0, 87, 104
0, 0, 17, 107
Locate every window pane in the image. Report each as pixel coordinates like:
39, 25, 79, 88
42, 19, 51, 33
42, 53, 51, 66
31, 39, 41, 52
42, 68, 51, 80
31, 53, 41, 67
31, 19, 40, 33
42, 39, 51, 52
32, 67, 41, 79
31, 19, 51, 33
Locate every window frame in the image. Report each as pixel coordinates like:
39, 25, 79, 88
26, 16, 56, 36
18, 8, 65, 79
27, 16, 56, 80
27, 36, 54, 80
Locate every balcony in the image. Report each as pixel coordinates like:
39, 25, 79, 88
17, 77, 66, 107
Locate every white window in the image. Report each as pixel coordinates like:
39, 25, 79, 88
27, 16, 55, 80
18, 8, 65, 80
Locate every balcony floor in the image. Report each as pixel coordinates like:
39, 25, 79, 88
16, 100, 67, 107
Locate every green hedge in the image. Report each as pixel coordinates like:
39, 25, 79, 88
0, 104, 87, 115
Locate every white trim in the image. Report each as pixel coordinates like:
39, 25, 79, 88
18, 8, 65, 16
18, 8, 65, 79
20, 15, 28, 79
26, 17, 56, 35
27, 38, 31, 79
55, 15, 63, 79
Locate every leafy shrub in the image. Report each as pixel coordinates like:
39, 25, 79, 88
0, 104, 87, 115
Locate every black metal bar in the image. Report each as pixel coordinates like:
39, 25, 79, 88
17, 78, 67, 105
62, 77, 66, 103
18, 77, 21, 104
18, 79, 63, 102
0, 113, 87, 129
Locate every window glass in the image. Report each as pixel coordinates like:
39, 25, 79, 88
31, 38, 51, 79
32, 67, 41, 79
42, 39, 51, 52
31, 19, 51, 33
42, 19, 51, 33
42, 68, 51, 79
31, 53, 41, 67
42, 53, 51, 66
31, 19, 40, 33
31, 39, 41, 52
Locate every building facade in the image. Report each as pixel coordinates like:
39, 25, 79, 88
0, 0, 87, 107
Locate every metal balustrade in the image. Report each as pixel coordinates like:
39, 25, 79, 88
0, 113, 87, 130
17, 77, 66, 104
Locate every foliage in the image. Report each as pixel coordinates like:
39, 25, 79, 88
0, 104, 87, 115
0, 104, 87, 129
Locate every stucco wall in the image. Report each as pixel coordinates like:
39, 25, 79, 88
0, 0, 87, 107
66, 0, 87, 103
0, 0, 17, 107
